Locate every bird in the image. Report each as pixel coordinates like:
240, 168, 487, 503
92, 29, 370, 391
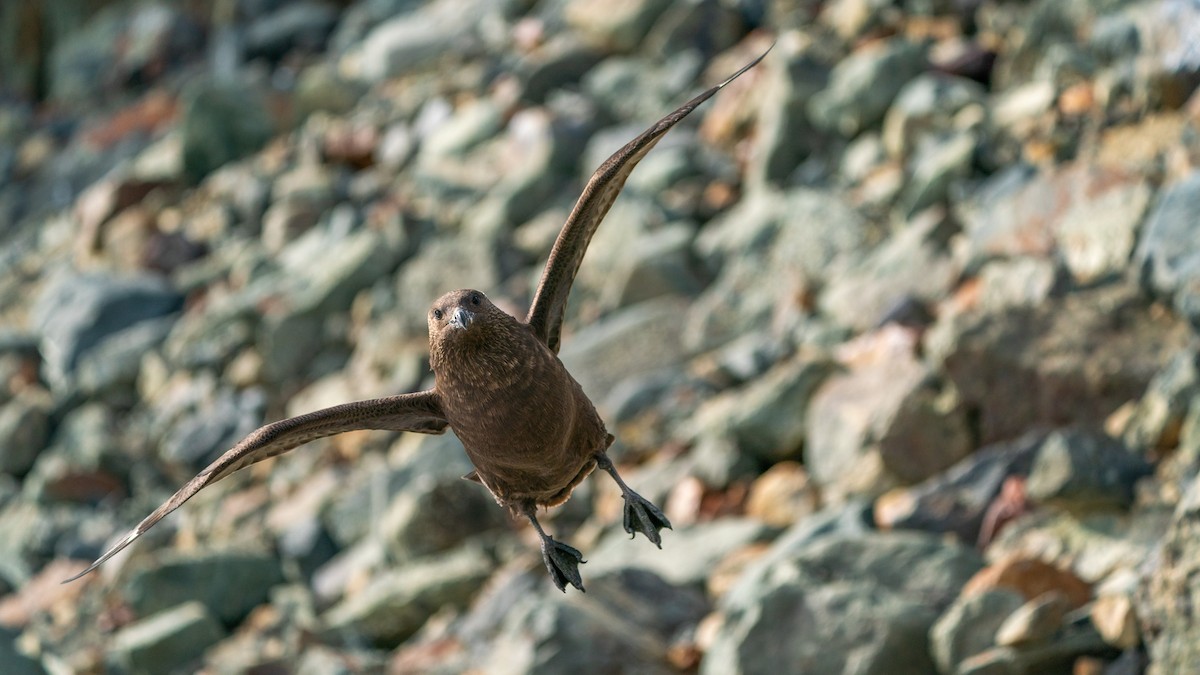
65, 47, 769, 593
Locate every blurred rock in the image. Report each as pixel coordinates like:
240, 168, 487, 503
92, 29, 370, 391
1138, 472, 1200, 669
963, 555, 1091, 609
560, 297, 691, 398
321, 545, 491, 647
107, 601, 225, 675
1092, 592, 1140, 650
994, 590, 1071, 646
928, 283, 1190, 445
123, 549, 284, 625
379, 473, 508, 562
31, 272, 182, 392
704, 532, 983, 675
587, 518, 774, 587
1135, 170, 1200, 329
931, 588, 1027, 674
565, 0, 672, 53
807, 327, 972, 501
874, 430, 1044, 542
960, 164, 1151, 284
745, 461, 819, 527
1025, 428, 1151, 510
1122, 348, 1200, 454
0, 390, 52, 477
243, 1, 340, 62
180, 78, 275, 183
808, 39, 927, 137
819, 208, 960, 331
688, 352, 834, 463
688, 187, 869, 351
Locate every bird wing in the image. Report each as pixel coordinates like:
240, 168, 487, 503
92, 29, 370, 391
525, 47, 770, 353
63, 389, 448, 583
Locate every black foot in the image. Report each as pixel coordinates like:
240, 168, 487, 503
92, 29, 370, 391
521, 502, 586, 592
539, 536, 586, 593
620, 490, 672, 548
594, 453, 673, 548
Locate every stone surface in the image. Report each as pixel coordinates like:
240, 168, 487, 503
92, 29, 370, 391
705, 531, 983, 675
1024, 428, 1151, 510
123, 549, 284, 625
931, 588, 1027, 675
808, 39, 927, 137
1134, 170, 1200, 328
107, 601, 225, 675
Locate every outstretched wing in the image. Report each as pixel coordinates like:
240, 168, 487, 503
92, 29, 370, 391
63, 389, 447, 583
525, 47, 770, 353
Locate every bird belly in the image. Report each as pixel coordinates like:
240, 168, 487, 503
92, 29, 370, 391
451, 375, 606, 509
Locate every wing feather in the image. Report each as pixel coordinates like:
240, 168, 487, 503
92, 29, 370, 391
525, 47, 770, 352
63, 389, 447, 583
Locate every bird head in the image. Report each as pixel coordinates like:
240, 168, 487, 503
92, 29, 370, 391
427, 289, 511, 364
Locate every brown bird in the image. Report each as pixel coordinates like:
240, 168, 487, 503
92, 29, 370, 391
65, 48, 768, 593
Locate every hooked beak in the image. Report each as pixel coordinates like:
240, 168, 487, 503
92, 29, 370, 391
449, 307, 474, 330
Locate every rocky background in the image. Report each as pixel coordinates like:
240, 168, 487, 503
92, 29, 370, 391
2, 0, 1200, 673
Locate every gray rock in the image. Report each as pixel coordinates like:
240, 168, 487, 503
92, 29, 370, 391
378, 472, 509, 562
927, 283, 1190, 445
688, 187, 869, 351
706, 532, 983, 675
806, 333, 972, 501
323, 432, 474, 547
31, 272, 182, 392
874, 431, 1045, 542
123, 549, 284, 625
1134, 170, 1200, 328
882, 73, 986, 160
1140, 469, 1200, 670
74, 315, 175, 399
107, 601, 225, 675
1122, 348, 1200, 453
1025, 428, 1151, 510
899, 130, 977, 215
0, 625, 45, 675
321, 545, 492, 647
746, 34, 828, 186
560, 297, 692, 399
347, 0, 483, 82
808, 39, 927, 137
565, 0, 673, 52
688, 353, 835, 463
586, 517, 775, 587
960, 164, 1151, 284
930, 589, 1027, 674
991, 506, 1172, 586
0, 390, 52, 477
994, 591, 1071, 646
159, 387, 266, 470
516, 36, 605, 104
243, 1, 340, 62
458, 567, 702, 674
819, 209, 960, 331
181, 78, 275, 183
47, 4, 201, 105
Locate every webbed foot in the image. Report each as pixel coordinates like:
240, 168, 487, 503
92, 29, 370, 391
595, 453, 673, 548
620, 490, 672, 548
521, 502, 586, 593
539, 536, 586, 593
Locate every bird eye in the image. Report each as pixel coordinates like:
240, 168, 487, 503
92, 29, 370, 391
432, 309, 443, 320
471, 293, 481, 306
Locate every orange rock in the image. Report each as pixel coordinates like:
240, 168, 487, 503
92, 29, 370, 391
745, 461, 819, 527
962, 555, 1092, 609
1058, 82, 1095, 116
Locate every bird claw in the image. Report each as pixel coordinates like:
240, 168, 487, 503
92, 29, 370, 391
539, 536, 586, 593
621, 490, 672, 548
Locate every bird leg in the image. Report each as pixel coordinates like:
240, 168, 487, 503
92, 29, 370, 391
520, 502, 585, 593
594, 452, 672, 548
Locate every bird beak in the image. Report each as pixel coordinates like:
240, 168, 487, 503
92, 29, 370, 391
449, 307, 474, 330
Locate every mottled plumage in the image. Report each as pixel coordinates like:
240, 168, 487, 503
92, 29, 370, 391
65, 48, 768, 592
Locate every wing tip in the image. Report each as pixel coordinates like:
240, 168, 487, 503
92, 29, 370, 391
60, 529, 141, 584
718, 40, 775, 90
